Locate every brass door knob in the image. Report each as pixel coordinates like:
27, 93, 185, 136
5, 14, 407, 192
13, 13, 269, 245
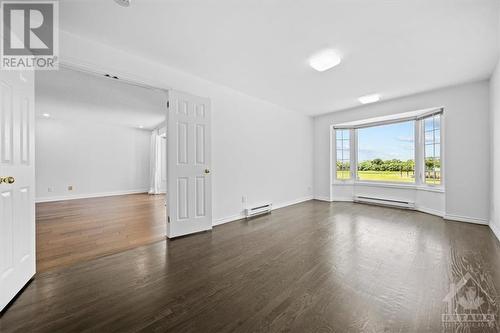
204, 169, 210, 174
0, 176, 15, 184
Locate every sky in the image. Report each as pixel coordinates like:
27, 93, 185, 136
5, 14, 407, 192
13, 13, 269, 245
357, 121, 414, 162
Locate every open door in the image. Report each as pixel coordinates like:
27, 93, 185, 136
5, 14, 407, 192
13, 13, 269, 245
0, 70, 36, 311
166, 90, 212, 238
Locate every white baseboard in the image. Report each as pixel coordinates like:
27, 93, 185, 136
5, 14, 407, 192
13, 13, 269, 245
331, 197, 354, 202
327, 198, 488, 226
415, 206, 444, 217
212, 213, 245, 226
444, 214, 489, 225
314, 196, 333, 202
212, 195, 313, 227
273, 195, 313, 210
36, 189, 149, 203
490, 220, 500, 242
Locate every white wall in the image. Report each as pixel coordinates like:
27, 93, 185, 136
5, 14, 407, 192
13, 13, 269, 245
314, 81, 491, 223
490, 41, 500, 239
35, 116, 151, 202
35, 69, 163, 202
57, 31, 314, 224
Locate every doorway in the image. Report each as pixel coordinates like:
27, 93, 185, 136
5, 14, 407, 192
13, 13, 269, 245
34, 67, 168, 272
1, 64, 213, 311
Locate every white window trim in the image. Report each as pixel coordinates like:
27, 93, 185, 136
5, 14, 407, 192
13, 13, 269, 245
331, 108, 444, 190
420, 113, 445, 188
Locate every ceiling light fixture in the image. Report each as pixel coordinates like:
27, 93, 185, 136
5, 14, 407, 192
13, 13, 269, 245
358, 94, 381, 104
42, 113, 51, 118
139, 125, 144, 129
309, 49, 341, 72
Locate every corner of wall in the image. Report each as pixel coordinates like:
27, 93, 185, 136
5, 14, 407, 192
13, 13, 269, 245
490, 218, 500, 243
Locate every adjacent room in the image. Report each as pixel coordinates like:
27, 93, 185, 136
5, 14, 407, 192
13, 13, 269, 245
35, 68, 168, 271
1, 1, 500, 332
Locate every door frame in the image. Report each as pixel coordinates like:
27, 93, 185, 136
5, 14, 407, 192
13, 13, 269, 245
34, 60, 212, 247
48, 61, 174, 231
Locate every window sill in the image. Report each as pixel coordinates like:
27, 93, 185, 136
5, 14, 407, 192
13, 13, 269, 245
332, 181, 445, 193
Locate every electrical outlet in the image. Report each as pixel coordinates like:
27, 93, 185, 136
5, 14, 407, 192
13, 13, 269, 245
68, 185, 73, 191
47, 187, 53, 193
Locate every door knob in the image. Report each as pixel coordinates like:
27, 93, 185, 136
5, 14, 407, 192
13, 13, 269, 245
0, 176, 15, 184
204, 169, 210, 174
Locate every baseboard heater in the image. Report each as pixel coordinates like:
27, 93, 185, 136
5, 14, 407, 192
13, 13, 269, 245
354, 195, 415, 209
245, 203, 272, 218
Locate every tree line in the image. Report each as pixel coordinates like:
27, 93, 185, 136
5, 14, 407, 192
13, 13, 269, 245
337, 158, 440, 176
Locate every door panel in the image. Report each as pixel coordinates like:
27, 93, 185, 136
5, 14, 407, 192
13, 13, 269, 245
195, 176, 206, 217
167, 90, 212, 238
0, 71, 35, 312
1, 81, 13, 164
1, 190, 14, 275
195, 124, 205, 164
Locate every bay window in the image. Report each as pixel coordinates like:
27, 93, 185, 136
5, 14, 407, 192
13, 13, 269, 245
333, 109, 443, 187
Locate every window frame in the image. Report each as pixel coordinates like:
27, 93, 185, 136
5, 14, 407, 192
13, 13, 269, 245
331, 109, 444, 189
334, 129, 352, 181
420, 113, 444, 188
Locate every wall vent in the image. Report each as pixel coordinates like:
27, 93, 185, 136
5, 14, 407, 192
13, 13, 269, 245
354, 195, 415, 209
245, 203, 272, 218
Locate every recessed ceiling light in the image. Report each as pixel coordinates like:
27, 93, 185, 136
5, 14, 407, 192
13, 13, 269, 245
139, 125, 144, 129
42, 113, 50, 118
358, 94, 381, 104
309, 49, 341, 72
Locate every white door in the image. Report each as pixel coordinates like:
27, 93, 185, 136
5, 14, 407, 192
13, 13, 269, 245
166, 90, 212, 238
0, 70, 36, 311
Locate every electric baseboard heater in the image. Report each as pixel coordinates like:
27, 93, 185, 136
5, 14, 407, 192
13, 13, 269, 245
245, 203, 272, 218
354, 195, 415, 209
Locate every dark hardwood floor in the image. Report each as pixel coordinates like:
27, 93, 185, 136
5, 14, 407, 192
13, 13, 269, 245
2, 200, 500, 332
36, 193, 166, 272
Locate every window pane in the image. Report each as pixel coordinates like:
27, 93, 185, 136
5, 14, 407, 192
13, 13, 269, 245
423, 114, 442, 185
342, 150, 350, 161
435, 129, 441, 144
425, 131, 433, 144
425, 144, 434, 158
425, 118, 434, 132
336, 160, 350, 180
425, 156, 441, 185
335, 129, 351, 180
434, 115, 441, 130
357, 121, 415, 183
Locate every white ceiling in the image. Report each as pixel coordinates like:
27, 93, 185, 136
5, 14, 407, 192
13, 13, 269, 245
36, 68, 166, 129
60, 0, 499, 116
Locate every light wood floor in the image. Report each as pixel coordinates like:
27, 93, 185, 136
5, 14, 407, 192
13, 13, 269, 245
2, 201, 500, 332
36, 193, 166, 272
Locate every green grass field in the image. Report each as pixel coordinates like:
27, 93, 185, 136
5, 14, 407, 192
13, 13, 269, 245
358, 171, 414, 183
337, 170, 440, 185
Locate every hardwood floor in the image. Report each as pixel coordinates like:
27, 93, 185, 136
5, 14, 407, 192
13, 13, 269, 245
36, 193, 166, 272
2, 200, 500, 332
